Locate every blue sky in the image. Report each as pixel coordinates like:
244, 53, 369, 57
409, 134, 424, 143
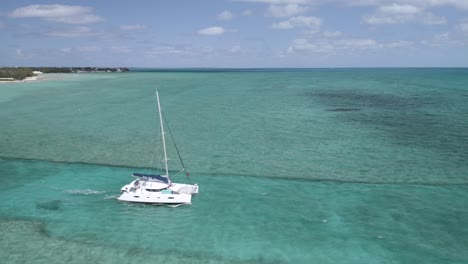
1, 0, 468, 67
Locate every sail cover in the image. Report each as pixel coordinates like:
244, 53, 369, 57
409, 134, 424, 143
132, 173, 170, 183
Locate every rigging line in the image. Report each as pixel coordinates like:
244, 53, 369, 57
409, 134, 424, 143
161, 110, 190, 178
142, 133, 155, 174
146, 121, 159, 174
171, 169, 186, 178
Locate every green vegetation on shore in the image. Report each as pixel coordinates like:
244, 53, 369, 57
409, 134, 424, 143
0, 67, 34, 81
0, 67, 129, 81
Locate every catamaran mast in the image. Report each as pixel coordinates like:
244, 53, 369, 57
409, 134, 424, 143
156, 91, 170, 180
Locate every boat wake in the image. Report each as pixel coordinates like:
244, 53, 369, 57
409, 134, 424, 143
66, 189, 105, 195
167, 204, 184, 208
104, 195, 119, 200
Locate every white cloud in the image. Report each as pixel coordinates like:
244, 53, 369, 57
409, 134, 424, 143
230, 45, 241, 53
421, 32, 462, 46
59, 46, 102, 54
286, 37, 414, 54
16, 48, 24, 57
9, 4, 90, 18
323, 31, 342, 37
60, 47, 72, 53
242, 9, 253, 16
120, 24, 146, 30
379, 4, 422, 14
46, 26, 115, 39
197, 26, 225, 36
341, 0, 468, 10
111, 46, 132, 53
287, 38, 334, 53
458, 20, 468, 33
48, 26, 92, 37
418, 13, 447, 24
146, 46, 199, 56
338, 39, 379, 49
48, 14, 103, 24
47, 26, 94, 37
409, 0, 468, 10
448, 0, 468, 10
363, 4, 446, 25
385, 40, 413, 48
76, 46, 101, 52
145, 45, 245, 59
267, 4, 309, 17
8, 4, 103, 24
240, 0, 468, 10
272, 16, 322, 29
238, 0, 312, 4
218, 10, 234, 20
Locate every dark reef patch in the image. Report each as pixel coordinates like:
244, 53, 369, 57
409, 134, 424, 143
325, 108, 361, 112
309, 90, 421, 110
36, 200, 62, 211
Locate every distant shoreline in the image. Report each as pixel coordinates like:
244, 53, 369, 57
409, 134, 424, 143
0, 67, 129, 81
0, 73, 66, 84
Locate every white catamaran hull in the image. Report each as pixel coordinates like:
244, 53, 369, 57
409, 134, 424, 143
118, 180, 199, 204
118, 189, 192, 204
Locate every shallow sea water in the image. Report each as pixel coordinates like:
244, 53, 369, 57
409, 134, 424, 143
1, 69, 468, 263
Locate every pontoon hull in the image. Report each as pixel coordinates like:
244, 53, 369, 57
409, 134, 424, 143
118, 189, 192, 204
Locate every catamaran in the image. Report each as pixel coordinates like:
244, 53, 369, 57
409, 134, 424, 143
118, 91, 199, 204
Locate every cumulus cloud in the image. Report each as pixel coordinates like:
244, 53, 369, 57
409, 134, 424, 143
49, 15, 102, 24
16, 48, 24, 57
286, 38, 334, 53
337, 0, 468, 10
240, 0, 468, 10
458, 20, 468, 34
421, 32, 462, 46
379, 4, 421, 14
267, 4, 309, 17
230, 45, 241, 53
76, 46, 101, 52
447, 0, 468, 10
339, 39, 379, 49
46, 26, 114, 39
60, 47, 72, 53
238, 0, 312, 4
111, 46, 132, 53
385, 40, 413, 48
47, 26, 93, 37
120, 24, 146, 30
272, 16, 322, 30
59, 46, 101, 54
323, 31, 342, 37
146, 46, 200, 56
218, 10, 234, 20
8, 4, 103, 24
286, 37, 414, 54
363, 3, 446, 25
242, 9, 253, 16
145, 45, 246, 60
9, 4, 89, 18
197, 26, 225, 36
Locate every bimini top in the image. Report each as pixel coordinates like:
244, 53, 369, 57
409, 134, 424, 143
132, 173, 170, 184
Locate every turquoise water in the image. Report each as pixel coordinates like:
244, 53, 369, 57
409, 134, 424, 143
1, 69, 468, 263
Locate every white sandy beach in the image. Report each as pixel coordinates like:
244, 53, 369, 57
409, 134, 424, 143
0, 73, 78, 84
0, 75, 42, 83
